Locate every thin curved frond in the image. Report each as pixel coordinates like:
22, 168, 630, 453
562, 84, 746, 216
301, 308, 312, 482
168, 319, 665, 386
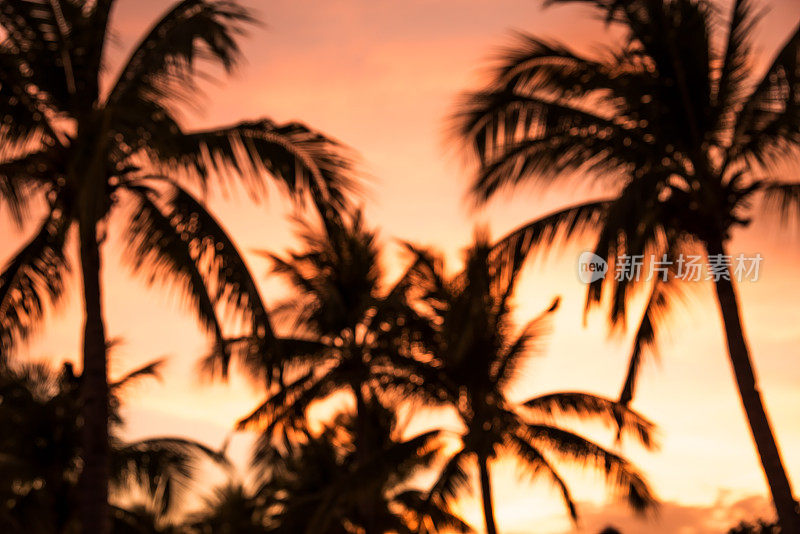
110, 359, 165, 391
492, 298, 558, 388
490, 201, 609, 296
107, 0, 254, 109
730, 23, 800, 167
428, 449, 472, 503
761, 180, 800, 227
0, 210, 70, 357
712, 0, 765, 142
521, 392, 657, 449
155, 181, 278, 380
505, 434, 577, 521
519, 423, 657, 514
123, 186, 225, 347
111, 437, 228, 515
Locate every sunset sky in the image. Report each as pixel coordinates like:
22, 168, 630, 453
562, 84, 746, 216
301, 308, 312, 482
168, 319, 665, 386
3, 0, 800, 532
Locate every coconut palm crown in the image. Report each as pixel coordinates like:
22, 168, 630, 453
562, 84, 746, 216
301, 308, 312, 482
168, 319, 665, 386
0, 1, 355, 531
452, 0, 800, 528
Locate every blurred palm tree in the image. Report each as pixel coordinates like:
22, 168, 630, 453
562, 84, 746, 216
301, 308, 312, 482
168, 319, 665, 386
0, 1, 354, 530
184, 482, 268, 534
410, 235, 656, 534
231, 210, 442, 530
250, 402, 469, 534
0, 355, 226, 533
452, 0, 800, 528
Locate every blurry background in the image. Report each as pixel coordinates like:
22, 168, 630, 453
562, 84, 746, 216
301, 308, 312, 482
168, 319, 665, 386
2, 0, 800, 531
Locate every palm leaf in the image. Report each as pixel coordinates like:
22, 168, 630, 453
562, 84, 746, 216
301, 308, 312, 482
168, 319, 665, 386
504, 433, 578, 521
730, 23, 800, 166
0, 210, 69, 356
519, 423, 656, 514
123, 186, 225, 348
761, 181, 800, 226
521, 392, 657, 449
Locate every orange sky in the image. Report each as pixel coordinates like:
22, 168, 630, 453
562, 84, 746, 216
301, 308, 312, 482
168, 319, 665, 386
3, 0, 800, 532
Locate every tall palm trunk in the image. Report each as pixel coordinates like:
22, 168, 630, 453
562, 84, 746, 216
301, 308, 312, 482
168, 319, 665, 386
477, 452, 498, 534
352, 379, 381, 533
707, 238, 800, 532
77, 216, 110, 534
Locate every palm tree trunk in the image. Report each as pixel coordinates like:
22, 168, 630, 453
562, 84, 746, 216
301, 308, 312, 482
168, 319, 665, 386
352, 379, 381, 533
477, 452, 498, 534
77, 217, 111, 534
707, 237, 800, 532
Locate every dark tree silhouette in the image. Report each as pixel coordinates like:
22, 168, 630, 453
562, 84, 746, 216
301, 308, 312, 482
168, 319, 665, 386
231, 210, 446, 531
452, 0, 800, 528
251, 402, 470, 534
185, 482, 268, 534
409, 235, 656, 534
0, 1, 353, 531
0, 356, 226, 534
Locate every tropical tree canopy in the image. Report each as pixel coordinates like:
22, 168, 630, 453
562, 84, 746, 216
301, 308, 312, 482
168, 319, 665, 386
453, 0, 800, 401
0, 355, 226, 534
233, 211, 435, 436
0, 0, 355, 371
452, 0, 800, 529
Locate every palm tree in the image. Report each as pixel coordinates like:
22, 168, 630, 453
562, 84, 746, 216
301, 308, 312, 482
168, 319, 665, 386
452, 0, 800, 528
0, 355, 226, 533
0, 1, 353, 531
184, 482, 268, 534
251, 402, 470, 533
411, 235, 656, 534
232, 210, 442, 531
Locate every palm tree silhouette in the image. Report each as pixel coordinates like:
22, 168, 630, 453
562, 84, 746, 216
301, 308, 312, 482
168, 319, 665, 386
452, 0, 800, 528
0, 355, 226, 533
184, 482, 268, 534
410, 235, 656, 534
0, 1, 353, 530
233, 210, 444, 530
252, 402, 470, 533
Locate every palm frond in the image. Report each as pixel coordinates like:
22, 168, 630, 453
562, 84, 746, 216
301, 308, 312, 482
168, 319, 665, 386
761, 181, 800, 226
0, 210, 70, 357
110, 359, 165, 391
393, 490, 473, 533
484, 33, 619, 98
492, 298, 558, 388
236, 369, 333, 432
584, 171, 685, 326
154, 181, 279, 380
428, 449, 472, 503
0, 1, 77, 130
519, 423, 657, 514
111, 437, 228, 515
0, 147, 61, 227
730, 23, 800, 167
712, 0, 764, 141
122, 186, 225, 348
521, 392, 657, 449
490, 201, 609, 297
504, 434, 577, 521
617, 270, 684, 408
456, 89, 650, 200
107, 0, 254, 109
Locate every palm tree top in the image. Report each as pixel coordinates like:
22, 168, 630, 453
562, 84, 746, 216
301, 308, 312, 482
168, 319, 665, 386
0, 0, 360, 372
